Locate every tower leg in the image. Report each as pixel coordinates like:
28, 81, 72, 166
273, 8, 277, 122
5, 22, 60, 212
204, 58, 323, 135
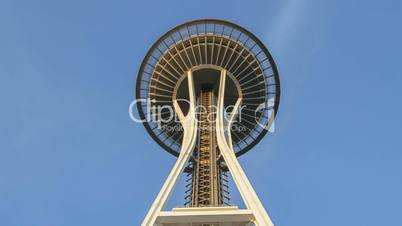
141, 71, 198, 226
216, 70, 274, 226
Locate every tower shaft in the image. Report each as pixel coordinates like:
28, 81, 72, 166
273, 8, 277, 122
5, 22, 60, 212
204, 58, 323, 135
187, 87, 229, 207
197, 88, 220, 206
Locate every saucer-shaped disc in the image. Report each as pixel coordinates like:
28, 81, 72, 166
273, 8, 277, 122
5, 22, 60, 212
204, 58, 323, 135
136, 19, 280, 157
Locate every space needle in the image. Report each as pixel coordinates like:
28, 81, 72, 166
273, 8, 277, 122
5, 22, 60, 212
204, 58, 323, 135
136, 19, 280, 226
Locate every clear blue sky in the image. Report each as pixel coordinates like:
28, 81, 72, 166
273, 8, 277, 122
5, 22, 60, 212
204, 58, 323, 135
1, 0, 401, 225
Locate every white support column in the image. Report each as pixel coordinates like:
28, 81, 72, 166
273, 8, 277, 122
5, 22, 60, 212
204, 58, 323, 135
216, 69, 274, 226
141, 71, 198, 226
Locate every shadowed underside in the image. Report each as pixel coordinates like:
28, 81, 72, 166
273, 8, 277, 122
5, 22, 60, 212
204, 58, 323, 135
136, 19, 280, 157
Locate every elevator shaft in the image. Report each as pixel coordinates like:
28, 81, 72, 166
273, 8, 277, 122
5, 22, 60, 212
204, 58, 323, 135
184, 86, 229, 207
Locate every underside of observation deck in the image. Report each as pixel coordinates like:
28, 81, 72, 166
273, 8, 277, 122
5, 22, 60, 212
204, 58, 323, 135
136, 19, 280, 157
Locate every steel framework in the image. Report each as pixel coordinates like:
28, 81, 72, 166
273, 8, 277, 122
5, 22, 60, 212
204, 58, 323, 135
184, 86, 230, 208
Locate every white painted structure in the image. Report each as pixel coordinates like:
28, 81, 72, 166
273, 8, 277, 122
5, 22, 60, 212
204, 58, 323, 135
141, 70, 274, 226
